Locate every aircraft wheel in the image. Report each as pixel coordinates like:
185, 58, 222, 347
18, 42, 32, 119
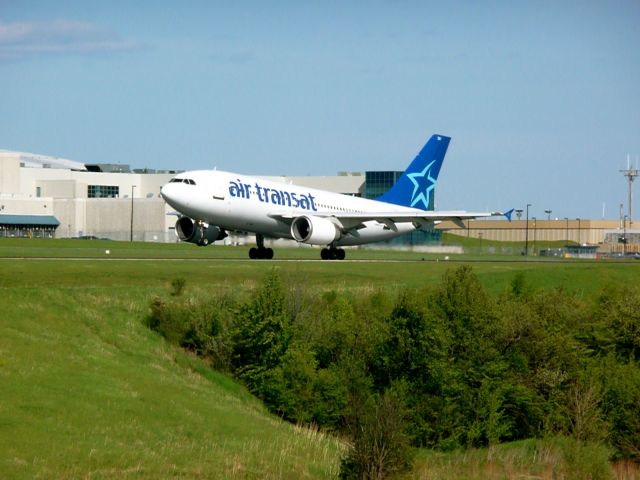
265, 248, 274, 259
249, 247, 258, 259
321, 248, 329, 260
337, 248, 345, 260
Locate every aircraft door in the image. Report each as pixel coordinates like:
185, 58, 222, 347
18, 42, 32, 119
211, 181, 230, 213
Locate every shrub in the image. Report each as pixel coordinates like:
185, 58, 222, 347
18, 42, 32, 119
340, 388, 413, 479
231, 269, 292, 396
557, 437, 614, 480
170, 277, 186, 296
146, 294, 234, 370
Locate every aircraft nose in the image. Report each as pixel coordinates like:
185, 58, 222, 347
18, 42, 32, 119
161, 182, 192, 212
160, 183, 178, 204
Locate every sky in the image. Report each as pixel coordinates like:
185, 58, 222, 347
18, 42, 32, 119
1, 1, 639, 220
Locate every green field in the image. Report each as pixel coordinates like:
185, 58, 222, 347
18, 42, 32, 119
1, 238, 639, 478
0, 238, 638, 295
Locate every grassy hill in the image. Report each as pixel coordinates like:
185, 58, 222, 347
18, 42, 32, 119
0, 276, 342, 478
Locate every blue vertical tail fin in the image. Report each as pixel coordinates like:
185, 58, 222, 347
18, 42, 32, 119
376, 134, 450, 211
504, 208, 514, 222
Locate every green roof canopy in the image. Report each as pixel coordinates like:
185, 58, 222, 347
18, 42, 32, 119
0, 214, 60, 227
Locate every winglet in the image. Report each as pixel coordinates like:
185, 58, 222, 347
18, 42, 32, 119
503, 208, 514, 222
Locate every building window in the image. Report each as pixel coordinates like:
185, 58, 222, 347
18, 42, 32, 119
364, 171, 403, 199
36, 187, 41, 198
88, 185, 119, 198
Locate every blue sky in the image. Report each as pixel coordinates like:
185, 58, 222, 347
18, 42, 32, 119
1, 1, 639, 219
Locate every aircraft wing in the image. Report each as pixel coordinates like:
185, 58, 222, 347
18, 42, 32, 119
270, 210, 503, 231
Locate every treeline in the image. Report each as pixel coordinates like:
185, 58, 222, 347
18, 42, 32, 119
147, 267, 640, 476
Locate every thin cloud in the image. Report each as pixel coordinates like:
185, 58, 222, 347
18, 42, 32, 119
0, 19, 145, 61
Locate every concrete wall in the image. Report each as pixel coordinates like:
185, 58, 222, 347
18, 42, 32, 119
36, 180, 79, 199
17, 167, 173, 200
49, 197, 171, 239
439, 219, 622, 245
140, 174, 173, 199
0, 196, 52, 215
0, 153, 21, 195
86, 198, 167, 236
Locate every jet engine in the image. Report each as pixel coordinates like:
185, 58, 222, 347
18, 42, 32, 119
175, 217, 227, 246
291, 215, 341, 245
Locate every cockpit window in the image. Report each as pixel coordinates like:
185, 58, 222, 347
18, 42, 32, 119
169, 178, 196, 185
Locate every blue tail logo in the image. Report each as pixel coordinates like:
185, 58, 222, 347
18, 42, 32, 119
504, 208, 514, 222
376, 134, 450, 211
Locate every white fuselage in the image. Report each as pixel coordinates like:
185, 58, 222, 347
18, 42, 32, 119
160, 170, 423, 246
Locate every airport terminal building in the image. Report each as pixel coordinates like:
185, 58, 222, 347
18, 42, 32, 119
0, 149, 636, 253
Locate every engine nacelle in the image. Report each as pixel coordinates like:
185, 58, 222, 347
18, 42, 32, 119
175, 217, 227, 246
291, 215, 341, 245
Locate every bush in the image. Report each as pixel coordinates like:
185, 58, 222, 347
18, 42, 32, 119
594, 285, 640, 360
231, 269, 292, 396
146, 294, 234, 370
143, 265, 640, 465
557, 437, 614, 480
170, 277, 186, 296
340, 389, 413, 480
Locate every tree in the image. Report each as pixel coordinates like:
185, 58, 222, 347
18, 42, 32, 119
231, 270, 292, 400
341, 388, 413, 479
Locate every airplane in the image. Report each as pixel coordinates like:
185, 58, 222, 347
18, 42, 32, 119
160, 134, 510, 260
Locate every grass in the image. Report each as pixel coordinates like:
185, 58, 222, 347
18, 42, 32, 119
412, 437, 630, 480
1, 238, 639, 478
0, 238, 638, 296
2, 257, 637, 298
0, 235, 613, 260
0, 282, 343, 478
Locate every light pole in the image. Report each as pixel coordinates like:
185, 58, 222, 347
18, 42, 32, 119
532, 217, 537, 255
130, 185, 136, 242
576, 217, 581, 246
564, 217, 569, 246
623, 215, 628, 256
620, 160, 638, 226
545, 209, 552, 221
525, 204, 531, 255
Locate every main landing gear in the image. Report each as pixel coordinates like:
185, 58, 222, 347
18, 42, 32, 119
249, 234, 274, 259
321, 246, 346, 260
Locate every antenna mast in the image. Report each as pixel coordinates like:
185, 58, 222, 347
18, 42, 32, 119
620, 155, 639, 225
